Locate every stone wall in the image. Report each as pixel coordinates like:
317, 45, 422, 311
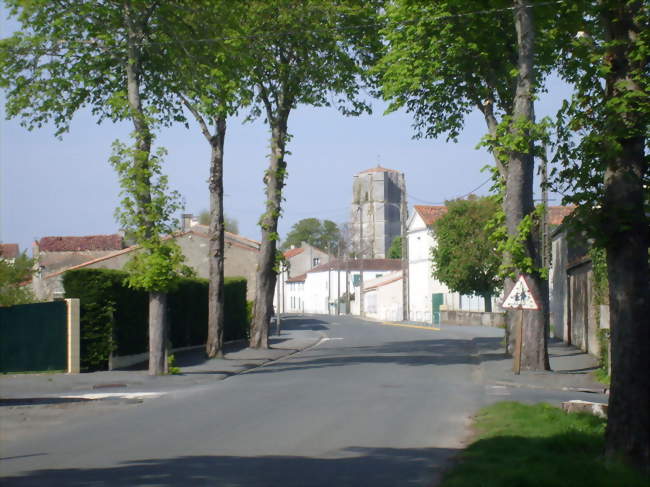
441, 310, 506, 328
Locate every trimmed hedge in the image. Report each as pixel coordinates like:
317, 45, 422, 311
63, 269, 248, 370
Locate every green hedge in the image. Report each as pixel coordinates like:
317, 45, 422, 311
63, 269, 248, 370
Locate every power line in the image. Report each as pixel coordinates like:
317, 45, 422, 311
407, 177, 492, 205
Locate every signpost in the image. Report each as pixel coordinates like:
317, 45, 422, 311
502, 275, 540, 374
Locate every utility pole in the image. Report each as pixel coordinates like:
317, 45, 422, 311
337, 244, 341, 316
359, 205, 364, 317
399, 175, 409, 321
327, 244, 332, 315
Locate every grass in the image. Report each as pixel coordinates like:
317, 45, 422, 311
440, 401, 647, 487
594, 368, 611, 386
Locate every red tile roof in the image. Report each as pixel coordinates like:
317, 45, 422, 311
286, 273, 307, 283
1, 243, 20, 259
357, 165, 400, 175
38, 235, 124, 252
284, 248, 305, 259
548, 206, 575, 225
414, 205, 448, 226
308, 258, 402, 273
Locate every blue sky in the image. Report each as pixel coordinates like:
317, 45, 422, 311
1, 10, 570, 256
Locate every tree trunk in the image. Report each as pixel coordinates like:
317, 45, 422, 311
602, 1, 649, 469
251, 118, 289, 349
206, 117, 227, 358
124, 2, 163, 374
507, 0, 549, 370
148, 291, 167, 375
483, 294, 492, 312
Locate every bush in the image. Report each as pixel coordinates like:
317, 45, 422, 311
63, 269, 248, 370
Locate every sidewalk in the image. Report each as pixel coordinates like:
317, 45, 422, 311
475, 336, 607, 393
0, 327, 323, 401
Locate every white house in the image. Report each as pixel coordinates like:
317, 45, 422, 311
299, 258, 402, 316
407, 205, 497, 323
364, 271, 403, 322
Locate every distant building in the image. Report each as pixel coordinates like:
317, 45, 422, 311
34, 234, 125, 275
0, 243, 20, 262
351, 166, 406, 259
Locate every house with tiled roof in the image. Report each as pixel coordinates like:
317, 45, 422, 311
1, 243, 20, 262
34, 234, 125, 275
31, 224, 261, 301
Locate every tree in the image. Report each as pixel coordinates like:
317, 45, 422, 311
378, 0, 567, 369
430, 197, 501, 311
552, 0, 649, 469
1, 0, 186, 374
244, 0, 383, 349
111, 137, 192, 374
0, 253, 35, 307
388, 236, 402, 259
199, 210, 239, 234
281, 218, 342, 254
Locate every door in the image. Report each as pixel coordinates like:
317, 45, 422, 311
432, 293, 444, 325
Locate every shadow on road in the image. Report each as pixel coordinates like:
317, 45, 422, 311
246, 336, 506, 375
0, 446, 459, 487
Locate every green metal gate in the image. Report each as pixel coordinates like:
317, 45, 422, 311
432, 293, 444, 326
0, 301, 67, 373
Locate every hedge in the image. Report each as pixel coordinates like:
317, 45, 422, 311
63, 269, 248, 370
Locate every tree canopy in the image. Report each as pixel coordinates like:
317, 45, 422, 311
388, 236, 402, 259
0, 253, 35, 307
282, 218, 341, 254
430, 197, 501, 310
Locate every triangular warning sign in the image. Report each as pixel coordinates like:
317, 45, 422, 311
502, 275, 539, 310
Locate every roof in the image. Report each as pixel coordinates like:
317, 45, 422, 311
548, 206, 575, 225
413, 205, 448, 226
364, 271, 403, 291
286, 273, 307, 283
38, 234, 124, 252
307, 258, 402, 273
357, 165, 401, 175
284, 248, 305, 259
185, 225, 260, 251
1, 243, 20, 259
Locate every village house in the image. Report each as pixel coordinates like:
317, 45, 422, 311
1, 243, 20, 262
31, 223, 260, 302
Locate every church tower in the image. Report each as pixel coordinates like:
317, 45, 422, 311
351, 165, 406, 258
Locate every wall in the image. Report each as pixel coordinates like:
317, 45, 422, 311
36, 249, 123, 275
441, 310, 505, 328
550, 230, 569, 340
364, 275, 403, 321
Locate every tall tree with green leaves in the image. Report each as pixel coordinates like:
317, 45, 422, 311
243, 0, 383, 349
379, 0, 566, 369
281, 218, 342, 254
552, 0, 649, 469
111, 138, 192, 374
431, 197, 501, 311
159, 1, 252, 358
1, 0, 185, 374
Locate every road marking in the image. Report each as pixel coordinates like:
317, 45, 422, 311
319, 337, 344, 342
379, 321, 441, 331
62, 392, 165, 400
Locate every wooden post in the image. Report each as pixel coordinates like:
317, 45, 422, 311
513, 308, 524, 374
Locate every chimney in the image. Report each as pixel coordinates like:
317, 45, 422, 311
181, 213, 193, 232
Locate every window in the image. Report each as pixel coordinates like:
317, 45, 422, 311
375, 273, 383, 279
313, 257, 320, 267
352, 274, 361, 287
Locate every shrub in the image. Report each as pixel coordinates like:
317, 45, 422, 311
63, 269, 248, 370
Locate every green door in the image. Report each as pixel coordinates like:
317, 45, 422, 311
432, 293, 444, 326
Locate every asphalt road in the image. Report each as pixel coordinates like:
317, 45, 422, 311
0, 315, 600, 486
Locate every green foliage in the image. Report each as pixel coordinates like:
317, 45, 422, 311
440, 402, 646, 487
167, 354, 181, 375
281, 218, 341, 254
0, 253, 35, 307
198, 210, 239, 234
431, 196, 501, 299
0, 0, 184, 135
589, 247, 609, 306
388, 236, 402, 259
110, 137, 192, 293
550, 0, 650, 245
63, 269, 248, 370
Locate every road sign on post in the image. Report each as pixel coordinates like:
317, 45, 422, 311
502, 275, 540, 375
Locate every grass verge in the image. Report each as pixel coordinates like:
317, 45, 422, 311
439, 401, 647, 487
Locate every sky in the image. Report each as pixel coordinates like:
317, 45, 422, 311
1, 10, 570, 256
